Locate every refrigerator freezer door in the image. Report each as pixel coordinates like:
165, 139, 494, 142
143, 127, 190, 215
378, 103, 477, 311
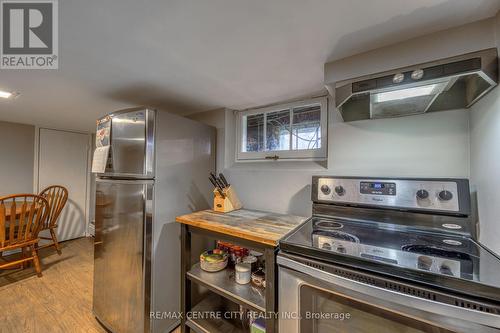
99, 108, 155, 178
93, 178, 153, 333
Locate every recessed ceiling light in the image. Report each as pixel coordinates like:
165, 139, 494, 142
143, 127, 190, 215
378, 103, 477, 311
0, 90, 19, 99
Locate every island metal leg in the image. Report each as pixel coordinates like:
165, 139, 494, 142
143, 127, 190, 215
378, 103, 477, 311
180, 224, 191, 333
265, 247, 278, 333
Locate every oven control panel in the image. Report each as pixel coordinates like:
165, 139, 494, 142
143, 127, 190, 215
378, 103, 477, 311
314, 177, 469, 214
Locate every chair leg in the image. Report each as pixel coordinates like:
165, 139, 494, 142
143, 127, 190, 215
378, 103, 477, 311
32, 247, 42, 277
50, 228, 62, 255
21, 247, 28, 268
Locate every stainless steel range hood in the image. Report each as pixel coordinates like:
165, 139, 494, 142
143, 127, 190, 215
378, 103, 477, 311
331, 48, 498, 122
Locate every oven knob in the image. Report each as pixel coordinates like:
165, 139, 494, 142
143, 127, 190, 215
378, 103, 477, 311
335, 186, 345, 196
438, 190, 453, 201
320, 185, 331, 195
336, 245, 346, 254
417, 255, 433, 270
416, 189, 429, 200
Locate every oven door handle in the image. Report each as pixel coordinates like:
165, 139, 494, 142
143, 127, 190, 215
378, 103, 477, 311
278, 255, 500, 330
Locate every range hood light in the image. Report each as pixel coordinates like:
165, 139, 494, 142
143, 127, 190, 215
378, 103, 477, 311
374, 85, 436, 103
0, 90, 19, 99
393, 73, 405, 83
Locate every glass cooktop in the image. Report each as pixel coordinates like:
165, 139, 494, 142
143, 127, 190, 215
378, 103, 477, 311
280, 216, 500, 302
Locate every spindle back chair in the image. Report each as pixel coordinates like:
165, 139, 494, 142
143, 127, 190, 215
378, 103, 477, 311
38, 185, 68, 255
0, 194, 49, 277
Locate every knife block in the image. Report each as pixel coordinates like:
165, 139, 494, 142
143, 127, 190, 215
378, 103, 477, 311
213, 186, 242, 213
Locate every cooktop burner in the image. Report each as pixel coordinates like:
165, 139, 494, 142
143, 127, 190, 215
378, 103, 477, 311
316, 230, 359, 243
401, 244, 472, 261
314, 220, 343, 230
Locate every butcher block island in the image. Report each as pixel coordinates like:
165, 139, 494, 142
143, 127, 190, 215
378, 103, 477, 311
176, 209, 306, 333
176, 209, 306, 246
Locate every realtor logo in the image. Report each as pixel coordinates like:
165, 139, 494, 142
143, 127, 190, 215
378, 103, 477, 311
1, 0, 58, 69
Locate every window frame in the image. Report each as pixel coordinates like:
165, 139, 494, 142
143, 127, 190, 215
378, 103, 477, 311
236, 96, 328, 161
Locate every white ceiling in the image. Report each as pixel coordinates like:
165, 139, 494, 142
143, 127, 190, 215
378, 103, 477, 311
0, 0, 499, 132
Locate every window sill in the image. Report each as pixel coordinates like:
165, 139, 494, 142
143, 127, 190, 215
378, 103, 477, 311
229, 159, 328, 171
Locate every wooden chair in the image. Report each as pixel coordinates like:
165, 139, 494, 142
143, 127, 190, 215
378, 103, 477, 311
0, 194, 49, 277
38, 185, 68, 255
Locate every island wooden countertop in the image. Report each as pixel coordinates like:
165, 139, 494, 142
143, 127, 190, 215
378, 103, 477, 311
176, 209, 307, 247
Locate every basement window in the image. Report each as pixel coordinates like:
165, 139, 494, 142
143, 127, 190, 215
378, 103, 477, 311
236, 97, 327, 161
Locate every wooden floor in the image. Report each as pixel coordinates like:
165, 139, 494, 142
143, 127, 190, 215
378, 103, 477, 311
0, 238, 106, 333
0, 237, 182, 333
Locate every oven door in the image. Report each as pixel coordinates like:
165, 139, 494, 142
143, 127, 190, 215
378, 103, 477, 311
278, 254, 500, 333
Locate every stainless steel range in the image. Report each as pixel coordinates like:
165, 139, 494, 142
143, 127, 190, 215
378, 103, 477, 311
278, 176, 500, 333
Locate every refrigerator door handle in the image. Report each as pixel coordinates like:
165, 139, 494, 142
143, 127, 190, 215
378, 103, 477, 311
145, 109, 155, 177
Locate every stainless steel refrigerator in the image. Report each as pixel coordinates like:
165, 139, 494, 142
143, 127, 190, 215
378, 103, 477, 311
92, 108, 215, 333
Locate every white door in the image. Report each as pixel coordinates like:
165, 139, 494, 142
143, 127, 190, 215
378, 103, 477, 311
38, 128, 90, 242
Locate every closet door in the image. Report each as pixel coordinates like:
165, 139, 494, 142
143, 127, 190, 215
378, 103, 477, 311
38, 128, 90, 241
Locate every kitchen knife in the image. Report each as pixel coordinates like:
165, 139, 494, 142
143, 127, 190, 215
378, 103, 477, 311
219, 173, 229, 187
209, 172, 219, 186
209, 173, 222, 189
209, 175, 218, 188
209, 176, 225, 198
211, 172, 226, 190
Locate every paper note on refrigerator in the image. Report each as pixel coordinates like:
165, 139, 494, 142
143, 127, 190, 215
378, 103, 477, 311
91, 145, 110, 173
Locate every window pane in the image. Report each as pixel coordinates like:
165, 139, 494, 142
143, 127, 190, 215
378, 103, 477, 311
266, 109, 290, 151
292, 104, 321, 150
243, 113, 264, 152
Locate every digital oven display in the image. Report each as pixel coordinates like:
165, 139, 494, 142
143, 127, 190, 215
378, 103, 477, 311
360, 182, 396, 195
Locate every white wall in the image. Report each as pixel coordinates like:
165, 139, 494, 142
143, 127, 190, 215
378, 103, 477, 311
470, 84, 500, 255
329, 109, 470, 177
469, 11, 500, 255
190, 105, 470, 217
0, 121, 35, 196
